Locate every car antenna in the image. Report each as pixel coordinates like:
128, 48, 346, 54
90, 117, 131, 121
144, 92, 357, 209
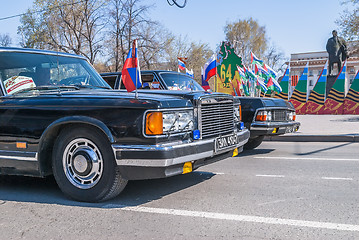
134, 39, 141, 99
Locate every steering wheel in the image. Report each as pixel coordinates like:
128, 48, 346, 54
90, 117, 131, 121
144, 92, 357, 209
59, 75, 89, 86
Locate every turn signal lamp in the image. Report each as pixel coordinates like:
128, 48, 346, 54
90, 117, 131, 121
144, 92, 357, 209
288, 111, 296, 121
234, 105, 242, 122
256, 111, 267, 121
146, 112, 163, 135
256, 111, 272, 122
239, 105, 242, 121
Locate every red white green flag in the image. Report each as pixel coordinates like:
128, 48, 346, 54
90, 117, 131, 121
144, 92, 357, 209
343, 70, 359, 114
306, 61, 327, 114
274, 65, 290, 100
320, 60, 347, 114
289, 62, 308, 114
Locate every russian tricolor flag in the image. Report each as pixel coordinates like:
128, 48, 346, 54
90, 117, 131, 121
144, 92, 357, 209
178, 58, 186, 71
204, 54, 216, 81
201, 67, 211, 91
122, 39, 142, 92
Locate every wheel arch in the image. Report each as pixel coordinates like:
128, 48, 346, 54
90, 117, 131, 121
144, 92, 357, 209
37, 116, 115, 176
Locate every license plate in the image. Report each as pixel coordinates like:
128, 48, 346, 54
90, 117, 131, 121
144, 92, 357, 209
215, 133, 238, 152
285, 126, 294, 133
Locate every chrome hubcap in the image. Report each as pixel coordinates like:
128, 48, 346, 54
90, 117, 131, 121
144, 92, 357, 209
63, 138, 103, 189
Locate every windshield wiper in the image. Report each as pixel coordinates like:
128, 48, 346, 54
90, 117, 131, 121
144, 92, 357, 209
12, 85, 80, 95
72, 84, 111, 90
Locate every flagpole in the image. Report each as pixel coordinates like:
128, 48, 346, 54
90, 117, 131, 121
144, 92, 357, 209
215, 52, 217, 92
135, 39, 138, 99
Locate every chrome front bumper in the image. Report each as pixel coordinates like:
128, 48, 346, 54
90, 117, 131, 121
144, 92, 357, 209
112, 129, 250, 168
250, 121, 300, 137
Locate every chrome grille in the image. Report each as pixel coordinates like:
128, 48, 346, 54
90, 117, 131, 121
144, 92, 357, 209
200, 99, 234, 139
272, 110, 287, 121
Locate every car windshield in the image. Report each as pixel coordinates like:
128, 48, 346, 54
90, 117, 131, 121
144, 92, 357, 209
0, 51, 110, 95
159, 73, 204, 91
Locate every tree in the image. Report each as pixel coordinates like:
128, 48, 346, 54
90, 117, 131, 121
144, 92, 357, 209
224, 18, 267, 66
18, 0, 106, 64
158, 36, 213, 82
337, 0, 359, 55
17, 0, 214, 75
0, 33, 12, 47
224, 18, 285, 72
161, 34, 191, 71
137, 23, 174, 70
263, 44, 286, 73
186, 42, 213, 81
105, 0, 169, 72
18, 8, 49, 49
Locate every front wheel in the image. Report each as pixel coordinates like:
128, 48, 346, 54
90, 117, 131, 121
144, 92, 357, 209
244, 135, 264, 150
52, 126, 127, 202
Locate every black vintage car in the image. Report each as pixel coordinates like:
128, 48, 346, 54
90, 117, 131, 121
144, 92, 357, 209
101, 70, 300, 150
0, 48, 249, 202
239, 97, 300, 149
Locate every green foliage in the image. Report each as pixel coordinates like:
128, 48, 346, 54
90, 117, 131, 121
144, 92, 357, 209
337, 0, 359, 41
224, 18, 267, 66
224, 18, 285, 72
18, 0, 106, 64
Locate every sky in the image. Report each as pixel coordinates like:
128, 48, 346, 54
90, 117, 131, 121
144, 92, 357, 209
0, 0, 354, 59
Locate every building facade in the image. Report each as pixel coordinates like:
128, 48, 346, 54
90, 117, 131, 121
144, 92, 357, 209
288, 45, 359, 98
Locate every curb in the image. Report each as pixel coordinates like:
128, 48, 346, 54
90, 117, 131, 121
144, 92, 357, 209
264, 134, 359, 142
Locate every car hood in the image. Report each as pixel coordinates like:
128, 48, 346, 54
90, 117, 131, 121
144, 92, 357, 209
237, 97, 294, 110
7, 89, 194, 109
122, 89, 236, 104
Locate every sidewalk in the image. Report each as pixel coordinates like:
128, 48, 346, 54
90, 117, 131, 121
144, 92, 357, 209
264, 115, 359, 142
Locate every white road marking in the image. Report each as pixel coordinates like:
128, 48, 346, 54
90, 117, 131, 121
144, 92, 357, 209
257, 199, 287, 206
212, 172, 225, 175
103, 205, 359, 232
256, 174, 285, 178
321, 177, 353, 181
254, 156, 359, 162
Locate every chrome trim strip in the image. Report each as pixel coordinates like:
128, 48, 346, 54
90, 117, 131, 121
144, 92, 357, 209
250, 126, 276, 131
0, 151, 38, 162
113, 138, 215, 152
116, 150, 213, 167
250, 122, 300, 130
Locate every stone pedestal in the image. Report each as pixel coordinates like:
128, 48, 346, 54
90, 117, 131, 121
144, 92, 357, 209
326, 75, 337, 96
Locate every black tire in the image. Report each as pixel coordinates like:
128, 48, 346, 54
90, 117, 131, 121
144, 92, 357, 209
52, 126, 127, 202
244, 135, 265, 150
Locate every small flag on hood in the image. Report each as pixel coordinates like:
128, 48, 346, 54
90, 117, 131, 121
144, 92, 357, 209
201, 67, 211, 91
186, 68, 194, 78
178, 58, 186, 71
121, 39, 142, 92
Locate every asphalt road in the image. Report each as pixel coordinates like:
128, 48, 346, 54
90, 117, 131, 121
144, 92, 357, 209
1, 141, 359, 240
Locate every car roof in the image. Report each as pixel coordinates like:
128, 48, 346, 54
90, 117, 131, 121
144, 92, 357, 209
100, 70, 189, 76
0, 47, 86, 60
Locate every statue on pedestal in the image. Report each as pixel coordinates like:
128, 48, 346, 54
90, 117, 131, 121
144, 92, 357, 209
326, 30, 348, 76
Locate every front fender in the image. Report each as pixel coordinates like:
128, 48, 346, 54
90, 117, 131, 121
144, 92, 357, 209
40, 115, 115, 144
37, 116, 115, 176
